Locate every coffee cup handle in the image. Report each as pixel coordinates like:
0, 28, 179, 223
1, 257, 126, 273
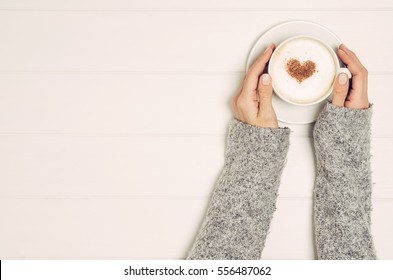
338, 67, 352, 79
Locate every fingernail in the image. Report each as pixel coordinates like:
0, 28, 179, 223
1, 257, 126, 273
264, 43, 272, 53
341, 44, 348, 50
262, 74, 270, 85
339, 73, 347, 85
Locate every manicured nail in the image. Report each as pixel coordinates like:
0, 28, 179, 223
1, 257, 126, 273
339, 73, 347, 85
262, 74, 270, 85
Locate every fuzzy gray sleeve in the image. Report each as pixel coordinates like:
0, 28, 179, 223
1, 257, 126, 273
186, 118, 290, 260
313, 102, 377, 259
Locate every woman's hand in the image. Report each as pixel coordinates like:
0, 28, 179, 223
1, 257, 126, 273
332, 44, 369, 109
231, 43, 279, 128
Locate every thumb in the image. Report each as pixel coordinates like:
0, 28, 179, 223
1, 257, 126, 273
332, 73, 349, 107
257, 73, 278, 128
258, 73, 273, 106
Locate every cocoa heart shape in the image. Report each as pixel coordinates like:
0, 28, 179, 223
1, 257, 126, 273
285, 58, 317, 83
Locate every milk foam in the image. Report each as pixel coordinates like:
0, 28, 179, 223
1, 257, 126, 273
269, 37, 336, 104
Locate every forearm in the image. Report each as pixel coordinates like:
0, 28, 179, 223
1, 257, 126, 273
186, 118, 290, 260
313, 102, 376, 259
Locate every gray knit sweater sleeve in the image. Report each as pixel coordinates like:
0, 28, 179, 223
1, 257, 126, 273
186, 118, 290, 259
313, 102, 377, 259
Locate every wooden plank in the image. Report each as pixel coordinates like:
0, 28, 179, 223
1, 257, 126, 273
262, 198, 315, 259
371, 199, 393, 260
0, 197, 391, 259
0, 0, 391, 10
263, 198, 393, 259
0, 74, 390, 137
0, 136, 391, 199
0, 11, 391, 72
0, 198, 208, 259
0, 134, 226, 197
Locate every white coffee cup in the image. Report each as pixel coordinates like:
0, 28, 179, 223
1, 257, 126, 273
268, 35, 351, 106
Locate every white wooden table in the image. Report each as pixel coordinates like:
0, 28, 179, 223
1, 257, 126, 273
0, 0, 392, 259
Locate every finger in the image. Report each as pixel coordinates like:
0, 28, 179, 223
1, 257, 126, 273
337, 49, 363, 76
243, 43, 275, 93
337, 49, 365, 77
257, 74, 278, 128
257, 73, 273, 102
332, 73, 349, 107
249, 43, 276, 75
339, 44, 363, 66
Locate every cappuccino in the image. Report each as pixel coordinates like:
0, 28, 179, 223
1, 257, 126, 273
269, 37, 336, 105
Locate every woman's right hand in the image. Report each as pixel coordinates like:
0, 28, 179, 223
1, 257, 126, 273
332, 44, 370, 109
231, 43, 279, 128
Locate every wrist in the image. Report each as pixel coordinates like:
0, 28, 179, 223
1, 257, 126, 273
226, 118, 290, 166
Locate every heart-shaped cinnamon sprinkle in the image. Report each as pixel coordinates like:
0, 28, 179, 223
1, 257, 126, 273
286, 58, 317, 83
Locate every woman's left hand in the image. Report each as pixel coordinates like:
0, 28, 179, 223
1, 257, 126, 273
331, 44, 369, 109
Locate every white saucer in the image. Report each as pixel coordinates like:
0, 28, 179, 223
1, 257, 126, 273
246, 20, 345, 124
